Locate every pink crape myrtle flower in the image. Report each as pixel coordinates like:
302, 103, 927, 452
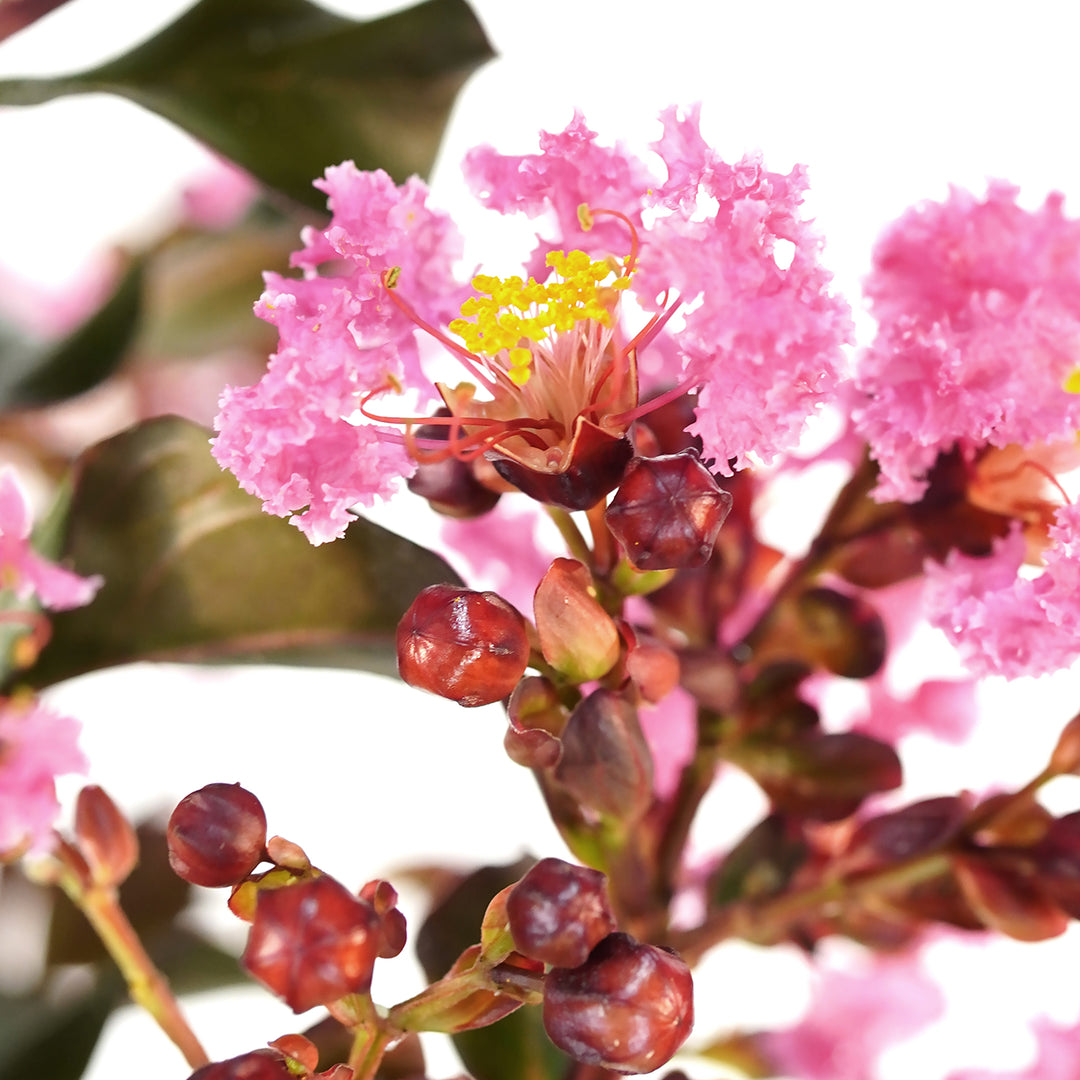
855, 182, 1080, 503
213, 108, 851, 543
924, 503, 1080, 677
0, 468, 102, 610
759, 948, 945, 1080
0, 697, 86, 856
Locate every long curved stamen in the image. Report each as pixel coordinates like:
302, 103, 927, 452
380, 270, 500, 393
609, 375, 704, 428
580, 204, 641, 275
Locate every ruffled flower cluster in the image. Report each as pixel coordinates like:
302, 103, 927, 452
213, 107, 852, 543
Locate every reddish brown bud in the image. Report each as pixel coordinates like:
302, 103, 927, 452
168, 783, 267, 888
243, 876, 381, 1013
543, 933, 693, 1073
605, 452, 732, 571
505, 676, 567, 769
1050, 713, 1080, 775
507, 858, 617, 968
187, 1049, 291, 1080
74, 785, 138, 887
359, 879, 408, 959
534, 559, 620, 683
555, 690, 654, 823
625, 642, 680, 705
406, 411, 502, 518
952, 853, 1068, 941
794, 587, 887, 679
267, 1034, 318, 1073
1033, 812, 1080, 917
397, 584, 530, 707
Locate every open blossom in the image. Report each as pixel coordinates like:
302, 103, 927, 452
0, 697, 86, 855
0, 468, 102, 610
213, 107, 851, 543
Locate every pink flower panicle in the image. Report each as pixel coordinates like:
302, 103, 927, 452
0, 468, 102, 611
0, 698, 86, 856
213, 110, 851, 543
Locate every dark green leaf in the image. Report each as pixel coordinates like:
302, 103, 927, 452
0, 977, 120, 1080
0, 258, 143, 409
22, 416, 462, 688
0, 0, 494, 210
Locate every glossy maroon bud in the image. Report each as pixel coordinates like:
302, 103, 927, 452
243, 875, 381, 1013
534, 559, 620, 683
187, 1049, 291, 1080
605, 452, 732, 571
556, 690, 654, 823
359, 879, 408, 959
406, 411, 502, 518
543, 933, 693, 1074
397, 584, 530, 707
168, 783, 267, 888
75, 785, 138, 887
507, 857, 617, 968
505, 676, 566, 769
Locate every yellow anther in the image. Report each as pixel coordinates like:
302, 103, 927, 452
385, 266, 401, 288
578, 203, 594, 231
509, 366, 531, 386
509, 347, 532, 369
1065, 368, 1080, 394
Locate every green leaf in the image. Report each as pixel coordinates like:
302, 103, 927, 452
0, 978, 119, 1080
0, 0, 494, 210
22, 416, 462, 688
0, 258, 143, 409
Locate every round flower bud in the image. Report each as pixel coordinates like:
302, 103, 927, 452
397, 584, 530, 707
242, 875, 380, 1013
543, 933, 694, 1074
187, 1049, 291, 1080
605, 452, 733, 570
168, 783, 267, 888
507, 857, 617, 968
406, 412, 502, 518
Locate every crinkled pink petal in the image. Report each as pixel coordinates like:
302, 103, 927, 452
924, 512, 1080, 677
857, 184, 1080, 501
0, 700, 86, 854
761, 949, 945, 1080
212, 167, 467, 543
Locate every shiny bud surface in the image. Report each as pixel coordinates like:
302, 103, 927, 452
187, 1049, 291, 1080
507, 857, 617, 968
605, 452, 732, 570
543, 932, 694, 1074
397, 584, 530, 707
75, 785, 138, 887
168, 783, 267, 888
242, 875, 380, 1012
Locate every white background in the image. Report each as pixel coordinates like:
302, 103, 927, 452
4, 2, 1080, 1078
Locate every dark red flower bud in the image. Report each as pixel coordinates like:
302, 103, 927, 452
187, 1049, 291, 1080
605, 452, 732, 571
75, 785, 138, 887
507, 857, 617, 968
397, 584, 530, 707
555, 690, 654, 823
505, 676, 566, 769
242, 875, 380, 1012
543, 933, 693, 1074
168, 783, 267, 888
406, 411, 502, 518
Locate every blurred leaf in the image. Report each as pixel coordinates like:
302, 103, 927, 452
0, 0, 494, 210
414, 859, 569, 1080
21, 416, 462, 688
0, 259, 143, 409
708, 814, 807, 907
0, 977, 119, 1080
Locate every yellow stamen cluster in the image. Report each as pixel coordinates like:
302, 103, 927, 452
1064, 367, 1080, 394
449, 250, 631, 386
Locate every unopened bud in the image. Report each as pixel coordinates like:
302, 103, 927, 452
542, 933, 693, 1073
556, 690, 654, 822
75, 785, 138, 887
794, 587, 887, 679
534, 559, 620, 683
1050, 713, 1080, 775
505, 677, 566, 769
243, 876, 381, 1013
605, 452, 732, 570
359, 879, 407, 959
397, 584, 530, 707
406, 411, 502, 518
168, 783, 267, 888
